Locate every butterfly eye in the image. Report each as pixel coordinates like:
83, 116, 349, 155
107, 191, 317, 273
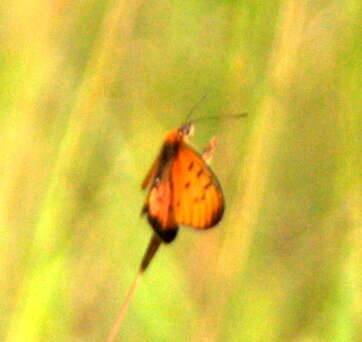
179, 123, 194, 137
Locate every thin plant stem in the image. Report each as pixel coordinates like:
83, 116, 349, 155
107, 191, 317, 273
106, 234, 162, 342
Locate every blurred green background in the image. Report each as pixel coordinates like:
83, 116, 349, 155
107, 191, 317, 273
0, 0, 361, 341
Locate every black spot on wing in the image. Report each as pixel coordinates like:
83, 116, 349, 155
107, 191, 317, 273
196, 169, 204, 178
204, 181, 212, 189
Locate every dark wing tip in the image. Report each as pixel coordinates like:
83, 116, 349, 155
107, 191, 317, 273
147, 215, 179, 243
201, 200, 225, 229
210, 203, 225, 227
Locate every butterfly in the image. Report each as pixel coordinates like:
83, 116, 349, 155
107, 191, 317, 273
105, 120, 239, 342
106, 122, 227, 342
141, 122, 224, 244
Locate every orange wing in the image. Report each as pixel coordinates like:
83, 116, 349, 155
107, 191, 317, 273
142, 147, 179, 243
171, 142, 224, 229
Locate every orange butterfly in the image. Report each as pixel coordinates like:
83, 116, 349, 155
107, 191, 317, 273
141, 122, 224, 251
106, 122, 228, 342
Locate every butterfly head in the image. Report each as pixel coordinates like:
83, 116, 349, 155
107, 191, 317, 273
178, 122, 194, 139
164, 122, 194, 144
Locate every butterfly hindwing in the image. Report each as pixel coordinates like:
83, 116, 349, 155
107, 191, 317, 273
142, 142, 179, 243
172, 142, 224, 229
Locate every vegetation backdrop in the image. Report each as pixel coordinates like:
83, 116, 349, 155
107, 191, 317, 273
0, 0, 360, 341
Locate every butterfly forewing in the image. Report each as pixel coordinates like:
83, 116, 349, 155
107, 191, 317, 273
172, 143, 224, 229
142, 139, 181, 243
144, 162, 179, 242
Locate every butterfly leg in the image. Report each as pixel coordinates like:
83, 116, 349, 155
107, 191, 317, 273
202, 136, 216, 163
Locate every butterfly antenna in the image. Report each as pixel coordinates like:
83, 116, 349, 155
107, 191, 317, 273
192, 112, 248, 123
106, 234, 162, 342
185, 93, 208, 123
